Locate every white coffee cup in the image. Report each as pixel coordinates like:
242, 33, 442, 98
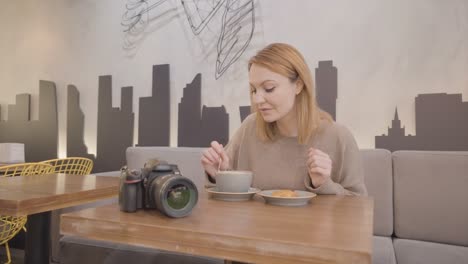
216, 170, 253, 193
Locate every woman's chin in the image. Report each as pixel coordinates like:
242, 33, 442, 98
260, 114, 277, 123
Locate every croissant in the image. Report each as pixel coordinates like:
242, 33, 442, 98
271, 190, 298, 198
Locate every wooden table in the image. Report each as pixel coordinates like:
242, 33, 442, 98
61, 194, 373, 264
0, 173, 120, 264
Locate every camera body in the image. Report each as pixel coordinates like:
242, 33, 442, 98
119, 159, 198, 218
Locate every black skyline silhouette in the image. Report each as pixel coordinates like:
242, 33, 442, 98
376, 93, 468, 152
177, 73, 229, 147
239, 105, 251, 122
138, 64, 170, 146
3, 63, 468, 175
94, 76, 134, 172
315, 60, 337, 120
0, 81, 57, 162
67, 85, 96, 161
200, 105, 229, 146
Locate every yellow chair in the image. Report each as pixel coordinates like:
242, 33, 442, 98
0, 216, 27, 264
0, 163, 53, 264
0, 162, 53, 177
40, 157, 93, 175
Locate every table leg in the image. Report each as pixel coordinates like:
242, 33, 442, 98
25, 211, 51, 264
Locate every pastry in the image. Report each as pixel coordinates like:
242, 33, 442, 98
271, 190, 298, 198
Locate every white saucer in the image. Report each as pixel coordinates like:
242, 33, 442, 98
206, 187, 260, 202
258, 190, 317, 206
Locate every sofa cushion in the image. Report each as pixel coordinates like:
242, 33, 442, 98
126, 147, 395, 237
394, 238, 468, 264
126, 147, 206, 190
59, 235, 223, 264
372, 236, 396, 264
393, 151, 468, 246
361, 149, 393, 236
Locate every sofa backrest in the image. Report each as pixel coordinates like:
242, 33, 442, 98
361, 149, 393, 237
126, 147, 206, 191
393, 151, 468, 247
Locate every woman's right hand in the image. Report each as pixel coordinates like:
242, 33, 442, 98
201, 141, 230, 178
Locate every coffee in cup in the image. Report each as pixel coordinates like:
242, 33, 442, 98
216, 170, 253, 193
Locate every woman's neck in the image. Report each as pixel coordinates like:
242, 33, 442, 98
276, 112, 298, 137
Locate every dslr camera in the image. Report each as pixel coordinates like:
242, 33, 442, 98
119, 159, 198, 218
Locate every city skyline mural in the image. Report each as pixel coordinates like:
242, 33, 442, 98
1, 62, 467, 172
376, 93, 468, 152
0, 81, 58, 162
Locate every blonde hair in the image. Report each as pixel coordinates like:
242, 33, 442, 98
248, 43, 332, 144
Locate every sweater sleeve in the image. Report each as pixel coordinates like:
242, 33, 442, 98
305, 125, 368, 196
205, 114, 252, 184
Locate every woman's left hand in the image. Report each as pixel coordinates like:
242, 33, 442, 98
307, 148, 332, 188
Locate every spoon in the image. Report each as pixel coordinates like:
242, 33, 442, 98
217, 156, 222, 173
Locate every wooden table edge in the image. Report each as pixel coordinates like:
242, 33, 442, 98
8, 188, 118, 216
61, 211, 372, 264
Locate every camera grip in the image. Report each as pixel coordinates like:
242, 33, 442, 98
120, 182, 138, 212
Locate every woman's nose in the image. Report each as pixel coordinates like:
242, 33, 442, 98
253, 92, 265, 104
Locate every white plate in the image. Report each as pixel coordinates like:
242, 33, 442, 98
206, 187, 260, 202
258, 190, 317, 206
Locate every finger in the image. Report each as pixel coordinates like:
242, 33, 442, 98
315, 152, 330, 161
309, 166, 328, 176
219, 144, 229, 162
202, 149, 212, 162
203, 148, 218, 163
201, 157, 217, 177
309, 148, 329, 159
313, 161, 332, 173
309, 159, 332, 176
210, 141, 224, 155
208, 148, 220, 162
307, 154, 329, 166
201, 156, 214, 166
312, 155, 331, 168
308, 147, 318, 154
308, 152, 331, 165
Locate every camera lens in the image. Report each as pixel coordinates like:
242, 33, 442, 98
166, 184, 191, 210
153, 175, 198, 218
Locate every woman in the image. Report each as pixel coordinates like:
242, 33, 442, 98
201, 43, 367, 195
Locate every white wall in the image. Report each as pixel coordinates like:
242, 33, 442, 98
1, 0, 467, 157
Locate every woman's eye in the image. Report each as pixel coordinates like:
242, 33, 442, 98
250, 88, 257, 94
265, 87, 275, 93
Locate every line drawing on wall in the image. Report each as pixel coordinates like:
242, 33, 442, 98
182, 0, 227, 35
182, 0, 255, 78
122, 0, 170, 34
121, 0, 177, 52
122, 0, 256, 79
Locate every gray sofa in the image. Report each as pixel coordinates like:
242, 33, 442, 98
57, 147, 468, 264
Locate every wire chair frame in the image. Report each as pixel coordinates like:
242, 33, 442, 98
0, 162, 53, 177
40, 157, 93, 175
0, 215, 27, 263
0, 163, 53, 264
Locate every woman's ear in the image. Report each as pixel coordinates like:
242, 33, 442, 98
295, 79, 304, 95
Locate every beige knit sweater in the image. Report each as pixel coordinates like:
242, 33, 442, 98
219, 114, 367, 196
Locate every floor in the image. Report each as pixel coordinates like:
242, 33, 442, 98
0, 247, 24, 264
